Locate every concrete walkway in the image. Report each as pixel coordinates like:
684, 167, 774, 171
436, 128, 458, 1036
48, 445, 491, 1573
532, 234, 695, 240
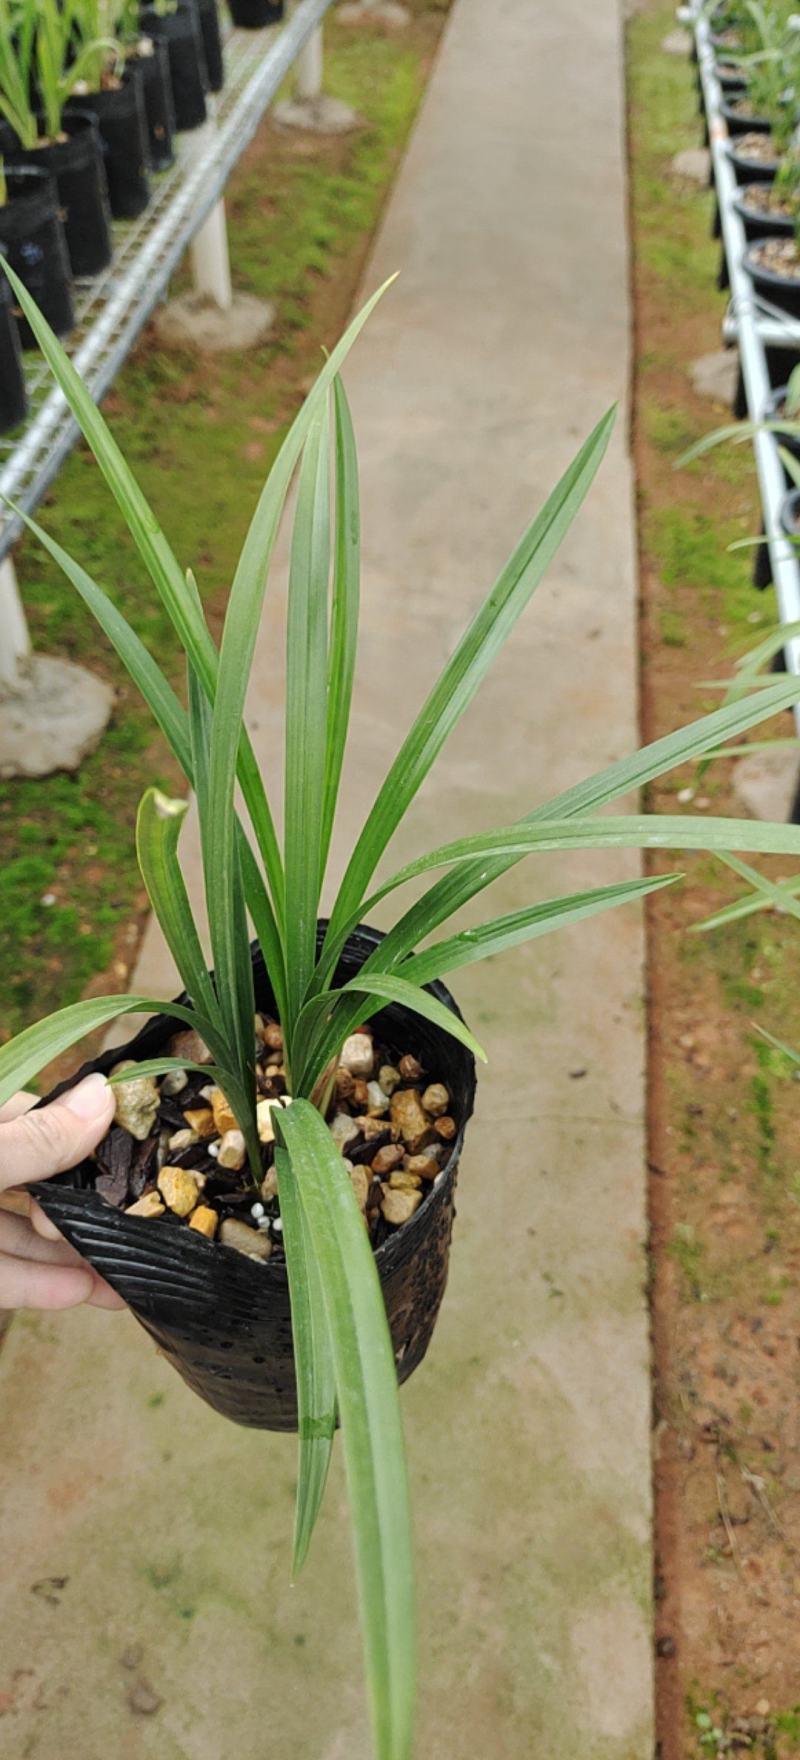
0, 3, 652, 1756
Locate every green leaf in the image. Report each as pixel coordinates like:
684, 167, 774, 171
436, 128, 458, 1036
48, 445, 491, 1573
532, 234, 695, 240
356, 676, 800, 982
298, 873, 680, 1094
382, 872, 681, 987
206, 280, 398, 1062
326, 406, 617, 946
106, 1058, 228, 1085
320, 376, 361, 887
0, 994, 206, 1112
274, 1143, 336, 1575
0, 261, 286, 929
275, 1100, 415, 1760
284, 406, 331, 1029
754, 1024, 800, 1066
342, 972, 487, 1063
694, 852, 800, 932
135, 789, 221, 1029
692, 868, 800, 931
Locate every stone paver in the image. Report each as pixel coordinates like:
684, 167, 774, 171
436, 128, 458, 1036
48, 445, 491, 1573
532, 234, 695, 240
0, 2, 653, 1755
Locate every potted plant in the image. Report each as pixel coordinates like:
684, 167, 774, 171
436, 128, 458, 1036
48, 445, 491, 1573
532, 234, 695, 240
5, 270, 800, 1760
227, 0, 283, 31
66, 0, 151, 218
0, 0, 113, 277
0, 164, 73, 345
117, 0, 177, 172
139, 0, 209, 132
0, 245, 27, 430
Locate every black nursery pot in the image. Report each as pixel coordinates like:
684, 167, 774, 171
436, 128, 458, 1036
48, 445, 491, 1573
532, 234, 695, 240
763, 385, 800, 472
67, 67, 150, 220
129, 39, 176, 172
725, 137, 781, 185
227, 0, 283, 27
742, 239, 800, 317
8, 112, 113, 278
140, 2, 209, 132
31, 926, 477, 1433
719, 98, 773, 138
0, 276, 27, 433
733, 183, 795, 241
196, 0, 224, 92
0, 166, 73, 347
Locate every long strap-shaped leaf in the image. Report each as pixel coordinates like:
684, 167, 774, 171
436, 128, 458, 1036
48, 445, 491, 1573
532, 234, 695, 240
293, 872, 679, 1095
348, 675, 800, 986
5, 497, 288, 1013
274, 1143, 336, 1575
324, 406, 617, 949
0, 994, 213, 1111
309, 809, 800, 997
275, 1101, 415, 1760
136, 789, 221, 1028
319, 376, 361, 888
1, 263, 285, 929
693, 867, 800, 932
284, 407, 331, 1028
208, 285, 395, 1056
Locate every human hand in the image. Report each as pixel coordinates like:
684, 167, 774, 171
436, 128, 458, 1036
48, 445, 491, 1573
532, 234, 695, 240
0, 1074, 125, 1311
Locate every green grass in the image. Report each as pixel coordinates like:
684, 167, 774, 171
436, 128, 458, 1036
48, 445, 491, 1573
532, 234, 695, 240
0, 11, 445, 1042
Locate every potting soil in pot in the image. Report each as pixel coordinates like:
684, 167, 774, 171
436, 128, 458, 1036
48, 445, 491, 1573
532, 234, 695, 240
85, 1018, 459, 1254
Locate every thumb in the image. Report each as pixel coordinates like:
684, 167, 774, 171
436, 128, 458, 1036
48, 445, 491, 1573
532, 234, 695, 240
0, 1074, 115, 1193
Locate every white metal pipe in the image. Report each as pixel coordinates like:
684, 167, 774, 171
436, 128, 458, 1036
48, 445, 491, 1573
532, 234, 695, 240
190, 198, 234, 310
0, 556, 31, 689
692, 3, 800, 722
295, 23, 323, 101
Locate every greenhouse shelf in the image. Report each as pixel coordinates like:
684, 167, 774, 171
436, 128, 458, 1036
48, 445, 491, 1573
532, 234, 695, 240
685, 1, 800, 733
0, 0, 333, 563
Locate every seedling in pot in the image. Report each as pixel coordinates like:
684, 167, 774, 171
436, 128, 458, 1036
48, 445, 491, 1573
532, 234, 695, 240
5, 270, 800, 1760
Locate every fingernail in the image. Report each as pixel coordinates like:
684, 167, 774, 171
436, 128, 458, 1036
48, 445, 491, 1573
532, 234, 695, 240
62, 1073, 111, 1121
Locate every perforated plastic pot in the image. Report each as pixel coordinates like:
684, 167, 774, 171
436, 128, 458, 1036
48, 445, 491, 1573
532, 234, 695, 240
7, 111, 113, 277
196, 0, 224, 92
129, 39, 176, 172
31, 926, 477, 1432
140, 1, 209, 132
227, 0, 283, 27
67, 67, 150, 219
0, 165, 74, 346
0, 275, 27, 432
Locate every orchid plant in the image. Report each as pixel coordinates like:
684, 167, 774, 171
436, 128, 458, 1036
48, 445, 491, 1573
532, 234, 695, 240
3, 267, 800, 1760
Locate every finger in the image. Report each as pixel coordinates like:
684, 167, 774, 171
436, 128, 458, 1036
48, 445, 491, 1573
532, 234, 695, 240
0, 1209, 86, 1266
0, 1257, 95, 1311
0, 1074, 115, 1193
0, 1092, 37, 1123
88, 1278, 127, 1311
29, 1199, 63, 1242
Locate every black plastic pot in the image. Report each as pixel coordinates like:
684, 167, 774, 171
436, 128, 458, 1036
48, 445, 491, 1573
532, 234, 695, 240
780, 486, 800, 538
763, 385, 800, 474
7, 111, 113, 278
715, 63, 747, 97
725, 135, 781, 185
196, 0, 224, 92
0, 165, 74, 346
31, 926, 477, 1432
227, 0, 283, 27
140, 2, 208, 132
0, 276, 27, 432
720, 97, 773, 137
742, 238, 800, 317
67, 67, 150, 219
129, 38, 176, 172
733, 182, 795, 241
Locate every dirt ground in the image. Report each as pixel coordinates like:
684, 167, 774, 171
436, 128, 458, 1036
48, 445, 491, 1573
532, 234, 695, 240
629, 7, 800, 1757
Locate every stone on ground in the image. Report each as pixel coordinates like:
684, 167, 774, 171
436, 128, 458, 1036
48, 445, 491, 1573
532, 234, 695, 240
338, 0, 411, 27
272, 93, 361, 134
735, 743, 800, 822
672, 145, 711, 183
662, 28, 691, 55
0, 2, 655, 1756
0, 655, 113, 780
688, 348, 740, 406
152, 290, 275, 352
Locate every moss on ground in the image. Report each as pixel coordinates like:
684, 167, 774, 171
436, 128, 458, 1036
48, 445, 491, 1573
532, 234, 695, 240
0, 5, 448, 1042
